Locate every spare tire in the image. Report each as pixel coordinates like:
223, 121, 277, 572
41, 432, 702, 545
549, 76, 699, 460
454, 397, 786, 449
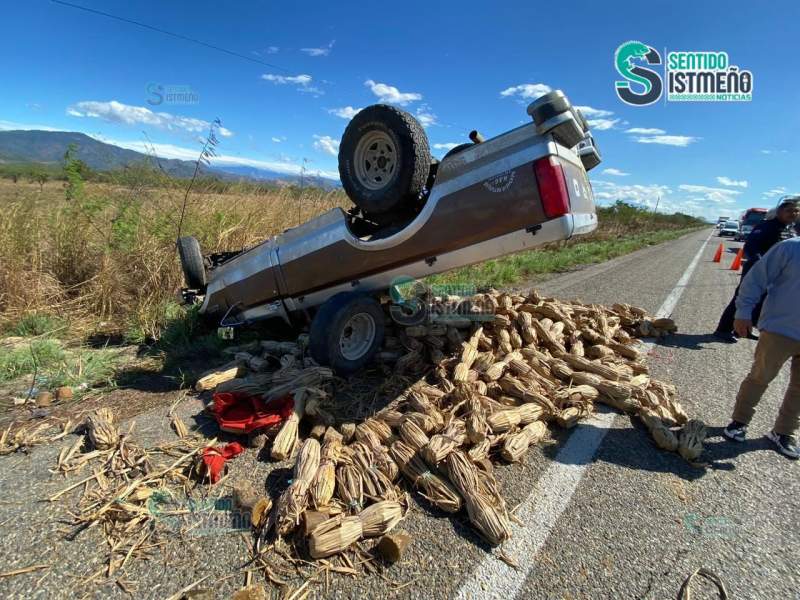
177, 236, 206, 290
338, 104, 431, 217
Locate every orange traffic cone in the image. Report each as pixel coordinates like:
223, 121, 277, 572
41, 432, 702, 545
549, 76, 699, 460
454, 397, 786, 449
730, 247, 744, 270
713, 243, 723, 263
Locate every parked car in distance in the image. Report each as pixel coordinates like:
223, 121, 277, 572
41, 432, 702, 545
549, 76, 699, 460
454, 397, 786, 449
736, 223, 754, 241
735, 207, 767, 241
719, 220, 740, 237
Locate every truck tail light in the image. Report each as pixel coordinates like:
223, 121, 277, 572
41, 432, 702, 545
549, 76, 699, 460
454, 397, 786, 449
534, 156, 570, 219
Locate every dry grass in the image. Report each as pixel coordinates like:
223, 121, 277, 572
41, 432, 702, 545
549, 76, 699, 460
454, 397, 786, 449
0, 178, 346, 341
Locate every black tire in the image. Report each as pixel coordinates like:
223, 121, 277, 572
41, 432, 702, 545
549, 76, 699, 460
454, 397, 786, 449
309, 293, 385, 375
177, 236, 206, 289
338, 104, 431, 217
442, 143, 473, 161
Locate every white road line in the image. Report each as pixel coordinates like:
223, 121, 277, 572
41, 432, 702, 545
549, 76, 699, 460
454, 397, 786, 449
455, 229, 714, 600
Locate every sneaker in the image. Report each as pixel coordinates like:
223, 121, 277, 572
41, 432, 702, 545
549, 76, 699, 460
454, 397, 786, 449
766, 431, 800, 459
723, 421, 748, 442
713, 330, 738, 343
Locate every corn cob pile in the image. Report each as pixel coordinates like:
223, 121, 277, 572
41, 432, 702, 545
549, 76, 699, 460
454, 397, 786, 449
200, 288, 705, 554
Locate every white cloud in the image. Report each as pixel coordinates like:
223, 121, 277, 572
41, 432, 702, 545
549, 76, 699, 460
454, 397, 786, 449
625, 127, 666, 135
499, 83, 551, 100
67, 100, 233, 137
94, 135, 339, 180
271, 136, 286, 143
0, 119, 65, 132
364, 80, 422, 105
575, 106, 613, 119
760, 149, 788, 155
678, 184, 741, 204
313, 134, 339, 156
261, 73, 322, 96
267, 46, 279, 54
633, 134, 698, 147
433, 143, 459, 151
261, 73, 313, 86
601, 168, 629, 177
300, 40, 335, 57
572, 105, 619, 130
587, 118, 619, 131
591, 180, 671, 207
762, 186, 787, 199
328, 106, 362, 119
415, 106, 437, 128
716, 176, 748, 188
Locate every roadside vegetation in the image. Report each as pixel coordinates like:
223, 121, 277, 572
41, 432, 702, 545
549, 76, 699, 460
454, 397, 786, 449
432, 203, 704, 288
0, 150, 704, 400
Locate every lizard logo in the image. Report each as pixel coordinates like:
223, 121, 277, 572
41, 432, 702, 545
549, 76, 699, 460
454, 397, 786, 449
614, 41, 663, 106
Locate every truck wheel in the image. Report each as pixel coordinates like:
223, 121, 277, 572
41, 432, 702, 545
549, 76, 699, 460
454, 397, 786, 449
177, 236, 206, 289
338, 104, 431, 217
309, 293, 385, 375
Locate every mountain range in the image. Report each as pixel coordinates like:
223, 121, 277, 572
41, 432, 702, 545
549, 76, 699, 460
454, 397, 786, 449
0, 130, 339, 186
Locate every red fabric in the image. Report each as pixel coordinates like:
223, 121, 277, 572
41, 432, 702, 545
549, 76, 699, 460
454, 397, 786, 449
210, 392, 293, 434
201, 441, 245, 483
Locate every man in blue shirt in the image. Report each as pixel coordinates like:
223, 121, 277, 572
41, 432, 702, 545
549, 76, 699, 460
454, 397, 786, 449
723, 237, 800, 458
714, 200, 798, 343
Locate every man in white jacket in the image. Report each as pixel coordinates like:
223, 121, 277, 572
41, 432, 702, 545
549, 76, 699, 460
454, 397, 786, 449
723, 237, 800, 459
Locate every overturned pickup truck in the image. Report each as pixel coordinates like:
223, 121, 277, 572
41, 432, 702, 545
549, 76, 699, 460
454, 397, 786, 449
178, 90, 602, 372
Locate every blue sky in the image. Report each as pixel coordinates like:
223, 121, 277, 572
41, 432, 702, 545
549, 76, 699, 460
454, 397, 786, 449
2, 0, 798, 220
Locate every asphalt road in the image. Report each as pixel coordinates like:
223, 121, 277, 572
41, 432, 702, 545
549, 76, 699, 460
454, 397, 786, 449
1, 227, 797, 600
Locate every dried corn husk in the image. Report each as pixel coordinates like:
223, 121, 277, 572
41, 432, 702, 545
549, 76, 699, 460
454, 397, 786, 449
467, 439, 491, 462
358, 500, 404, 538
310, 437, 342, 508
272, 439, 320, 535
270, 389, 308, 460
399, 420, 430, 451
336, 464, 364, 512
355, 419, 393, 445
444, 451, 511, 545
308, 515, 363, 559
390, 441, 462, 513
195, 362, 246, 391
560, 355, 622, 381
678, 420, 706, 461
85, 408, 118, 450
501, 421, 547, 462
422, 420, 466, 465
487, 409, 522, 434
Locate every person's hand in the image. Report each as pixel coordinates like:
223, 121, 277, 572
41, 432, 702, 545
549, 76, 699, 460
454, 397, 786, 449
734, 318, 752, 338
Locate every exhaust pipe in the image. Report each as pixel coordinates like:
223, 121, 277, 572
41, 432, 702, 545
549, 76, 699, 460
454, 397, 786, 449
469, 130, 485, 144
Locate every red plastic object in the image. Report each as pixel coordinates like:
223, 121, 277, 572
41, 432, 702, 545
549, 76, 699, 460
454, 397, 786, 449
201, 442, 245, 483
211, 391, 293, 434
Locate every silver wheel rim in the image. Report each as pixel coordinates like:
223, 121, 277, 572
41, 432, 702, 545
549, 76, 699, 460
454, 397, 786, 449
353, 130, 397, 190
339, 312, 376, 361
